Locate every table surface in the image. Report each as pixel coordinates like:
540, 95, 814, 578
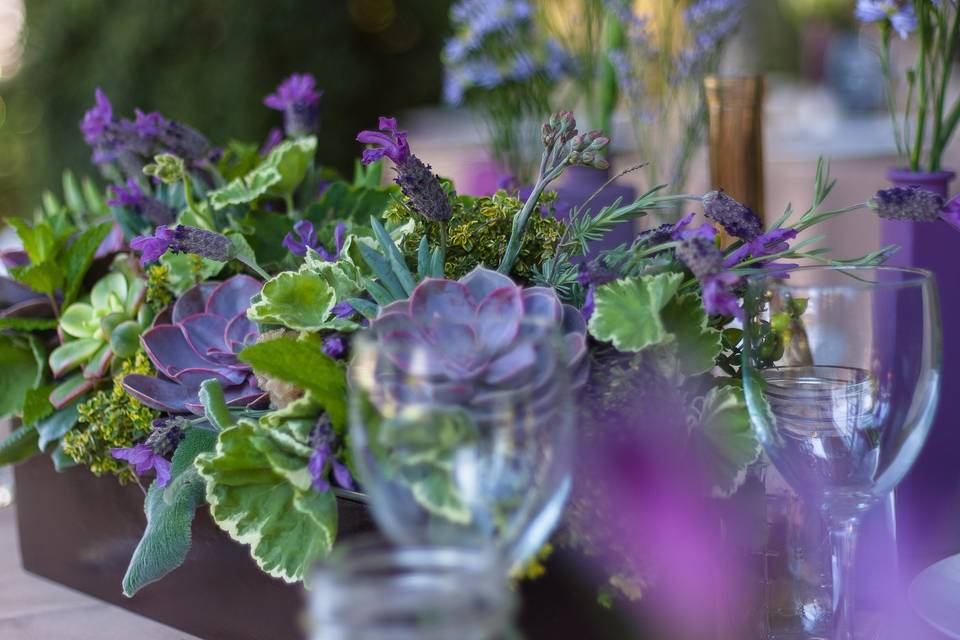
0, 505, 199, 640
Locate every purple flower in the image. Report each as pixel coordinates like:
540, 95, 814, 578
264, 73, 322, 137
80, 88, 113, 145
703, 190, 762, 241
724, 228, 798, 267
260, 127, 284, 156
111, 444, 172, 487
676, 224, 743, 319
856, 0, 917, 39
331, 300, 354, 318
131, 109, 169, 140
321, 334, 346, 360
307, 415, 354, 492
107, 178, 146, 208
130, 226, 177, 266
577, 259, 619, 321
871, 185, 944, 221
357, 116, 410, 165
131, 225, 234, 266
282, 220, 319, 257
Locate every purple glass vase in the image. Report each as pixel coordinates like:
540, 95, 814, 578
881, 167, 960, 576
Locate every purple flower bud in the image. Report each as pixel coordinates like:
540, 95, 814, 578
357, 116, 410, 165
131, 225, 234, 266
677, 230, 724, 281
264, 73, 323, 137
157, 121, 211, 164
395, 155, 454, 222
322, 334, 347, 360
111, 443, 172, 487
260, 127, 284, 156
703, 190, 763, 241
283, 220, 319, 257
145, 416, 187, 457
308, 444, 331, 492
80, 88, 113, 146
871, 185, 944, 222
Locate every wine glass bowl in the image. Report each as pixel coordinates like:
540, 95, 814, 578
348, 318, 576, 569
741, 266, 941, 639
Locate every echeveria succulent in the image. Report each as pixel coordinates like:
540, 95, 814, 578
122, 275, 267, 414
49, 272, 150, 408
365, 266, 587, 423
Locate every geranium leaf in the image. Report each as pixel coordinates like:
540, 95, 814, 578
62, 222, 112, 306
660, 293, 723, 377
238, 337, 346, 429
122, 428, 217, 596
588, 273, 683, 352
247, 271, 336, 331
693, 386, 759, 498
264, 136, 317, 197
0, 336, 41, 416
209, 167, 282, 210
195, 421, 336, 582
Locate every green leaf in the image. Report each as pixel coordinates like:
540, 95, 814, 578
370, 216, 415, 295
195, 422, 337, 582
346, 297, 378, 319
199, 379, 235, 431
236, 210, 294, 267
209, 167, 282, 210
51, 442, 77, 471
694, 386, 759, 498
238, 337, 347, 429
9, 218, 56, 264
0, 317, 58, 332
0, 423, 39, 465
357, 242, 405, 301
588, 273, 684, 352
122, 428, 217, 596
407, 469, 471, 525
62, 222, 112, 306
0, 337, 41, 416
247, 271, 336, 331
36, 400, 81, 451
62, 171, 87, 216
49, 338, 102, 377
49, 373, 93, 410
264, 136, 317, 197
158, 253, 224, 296
82, 177, 109, 217
303, 181, 395, 227
59, 303, 98, 338
10, 262, 64, 295
21, 385, 54, 427
660, 293, 723, 377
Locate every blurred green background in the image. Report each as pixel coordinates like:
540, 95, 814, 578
0, 0, 453, 217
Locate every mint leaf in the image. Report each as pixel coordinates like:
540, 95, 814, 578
0, 317, 58, 332
122, 428, 217, 596
62, 222, 112, 306
238, 337, 346, 428
0, 336, 41, 416
9, 218, 57, 264
10, 262, 64, 295
21, 385, 54, 427
588, 273, 683, 352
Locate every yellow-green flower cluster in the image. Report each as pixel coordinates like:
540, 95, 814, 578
145, 263, 174, 311
62, 352, 158, 483
386, 189, 566, 281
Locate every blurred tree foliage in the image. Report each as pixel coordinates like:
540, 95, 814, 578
0, 0, 452, 218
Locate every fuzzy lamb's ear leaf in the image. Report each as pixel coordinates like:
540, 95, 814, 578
122, 428, 217, 596
195, 421, 337, 583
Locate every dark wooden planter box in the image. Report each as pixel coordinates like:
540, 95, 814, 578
14, 454, 636, 640
14, 454, 374, 640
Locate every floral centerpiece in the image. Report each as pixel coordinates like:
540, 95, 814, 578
0, 71, 926, 605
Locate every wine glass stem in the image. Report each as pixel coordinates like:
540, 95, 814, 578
830, 517, 861, 640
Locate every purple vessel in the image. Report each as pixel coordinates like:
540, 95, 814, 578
881, 167, 959, 575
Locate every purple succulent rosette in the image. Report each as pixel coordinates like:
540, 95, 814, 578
122, 275, 267, 414
365, 266, 587, 424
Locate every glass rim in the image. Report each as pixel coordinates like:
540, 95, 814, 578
743, 264, 935, 291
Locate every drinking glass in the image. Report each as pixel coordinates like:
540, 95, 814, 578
741, 266, 941, 640
348, 318, 575, 569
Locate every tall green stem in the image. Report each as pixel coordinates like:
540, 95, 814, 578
930, 6, 960, 170
911, 9, 931, 171
878, 25, 904, 158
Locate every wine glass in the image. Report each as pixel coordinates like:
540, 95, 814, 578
347, 318, 576, 570
741, 266, 941, 640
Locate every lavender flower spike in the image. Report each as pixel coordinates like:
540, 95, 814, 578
131, 225, 234, 266
80, 88, 113, 145
358, 117, 452, 222
703, 190, 763, 241
870, 185, 944, 222
676, 224, 743, 319
265, 73, 323, 137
